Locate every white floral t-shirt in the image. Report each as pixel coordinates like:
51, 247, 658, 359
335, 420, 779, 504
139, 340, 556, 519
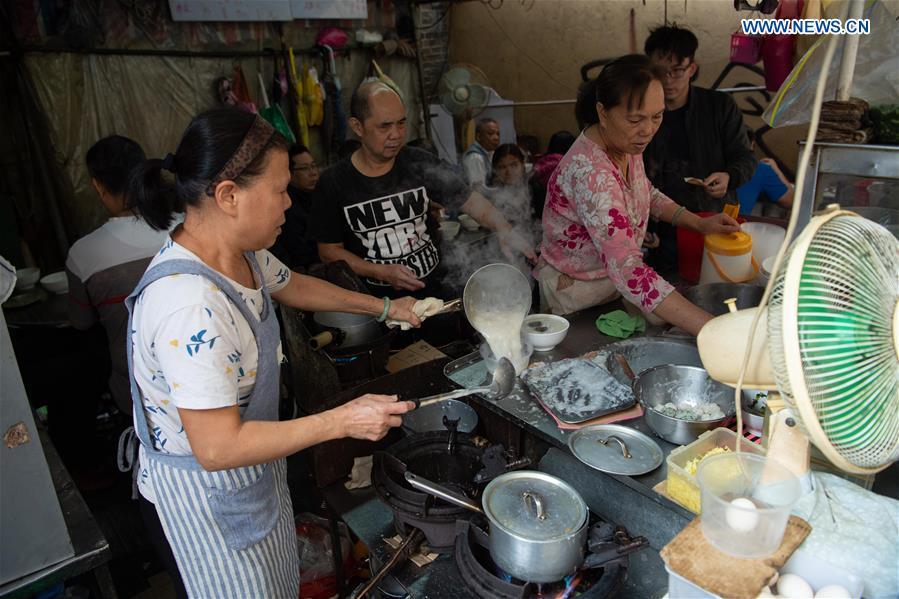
131, 238, 291, 502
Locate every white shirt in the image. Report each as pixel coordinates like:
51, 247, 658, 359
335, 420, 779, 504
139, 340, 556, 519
66, 215, 178, 282
131, 238, 291, 502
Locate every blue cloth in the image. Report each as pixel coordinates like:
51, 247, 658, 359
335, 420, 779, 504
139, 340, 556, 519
736, 161, 788, 214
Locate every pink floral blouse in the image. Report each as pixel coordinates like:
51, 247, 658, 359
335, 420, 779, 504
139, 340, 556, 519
540, 133, 677, 314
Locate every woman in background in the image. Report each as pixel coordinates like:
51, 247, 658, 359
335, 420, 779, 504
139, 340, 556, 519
536, 55, 739, 334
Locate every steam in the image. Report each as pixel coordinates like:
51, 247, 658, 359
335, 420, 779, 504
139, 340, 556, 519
439, 182, 541, 297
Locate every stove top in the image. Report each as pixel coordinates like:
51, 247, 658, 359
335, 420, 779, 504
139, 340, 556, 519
453, 519, 630, 599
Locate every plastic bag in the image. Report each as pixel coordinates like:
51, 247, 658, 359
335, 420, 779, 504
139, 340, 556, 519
295, 513, 351, 581
763, 0, 899, 127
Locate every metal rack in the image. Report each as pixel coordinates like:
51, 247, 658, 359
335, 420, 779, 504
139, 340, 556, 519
793, 142, 899, 241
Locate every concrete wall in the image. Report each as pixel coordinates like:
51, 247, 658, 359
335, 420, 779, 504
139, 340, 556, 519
448, 0, 806, 170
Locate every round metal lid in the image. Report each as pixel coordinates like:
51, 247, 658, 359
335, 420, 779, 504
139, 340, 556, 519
482, 471, 587, 541
567, 424, 663, 476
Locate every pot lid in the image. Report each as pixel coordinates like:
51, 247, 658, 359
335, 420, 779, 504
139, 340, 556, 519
482, 471, 587, 541
567, 424, 663, 476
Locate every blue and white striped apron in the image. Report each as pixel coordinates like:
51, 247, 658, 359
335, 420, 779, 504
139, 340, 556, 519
125, 256, 299, 598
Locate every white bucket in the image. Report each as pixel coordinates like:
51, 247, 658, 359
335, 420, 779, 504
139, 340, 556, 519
699, 232, 759, 285
741, 222, 786, 265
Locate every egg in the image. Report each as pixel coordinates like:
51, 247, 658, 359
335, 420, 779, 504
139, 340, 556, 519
777, 573, 814, 598
756, 586, 776, 598
814, 585, 852, 598
726, 497, 760, 533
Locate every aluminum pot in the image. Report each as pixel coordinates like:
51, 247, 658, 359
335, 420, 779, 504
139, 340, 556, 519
483, 471, 588, 583
312, 311, 382, 347
633, 365, 735, 445
405, 470, 588, 583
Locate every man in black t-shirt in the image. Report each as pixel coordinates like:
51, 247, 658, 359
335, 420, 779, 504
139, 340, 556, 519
311, 78, 535, 299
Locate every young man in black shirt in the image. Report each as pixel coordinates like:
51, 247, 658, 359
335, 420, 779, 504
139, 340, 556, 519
270, 144, 320, 270
642, 25, 756, 276
311, 79, 535, 299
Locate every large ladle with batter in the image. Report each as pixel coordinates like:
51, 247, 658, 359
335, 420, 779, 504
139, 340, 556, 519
409, 357, 516, 409
463, 263, 532, 373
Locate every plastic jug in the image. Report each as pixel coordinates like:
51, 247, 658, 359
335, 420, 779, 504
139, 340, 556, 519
700, 231, 759, 284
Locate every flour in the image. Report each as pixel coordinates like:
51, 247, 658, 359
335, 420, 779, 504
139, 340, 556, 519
469, 310, 529, 374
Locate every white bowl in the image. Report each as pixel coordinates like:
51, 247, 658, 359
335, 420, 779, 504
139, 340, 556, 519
522, 314, 570, 351
40, 271, 69, 294
15, 267, 40, 291
439, 220, 461, 240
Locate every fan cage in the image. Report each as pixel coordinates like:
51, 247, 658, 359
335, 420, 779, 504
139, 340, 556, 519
768, 212, 899, 471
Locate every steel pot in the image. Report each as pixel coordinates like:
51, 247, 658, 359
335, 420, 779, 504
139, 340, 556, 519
633, 364, 735, 445
683, 283, 763, 316
312, 311, 382, 347
406, 470, 588, 583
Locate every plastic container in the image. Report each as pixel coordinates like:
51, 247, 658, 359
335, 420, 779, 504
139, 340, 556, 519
697, 453, 801, 558
667, 550, 864, 599
699, 232, 759, 284
676, 213, 748, 283
741, 222, 786, 265
730, 31, 762, 64
676, 211, 714, 284
666, 428, 766, 513
757, 255, 776, 288
761, 35, 795, 92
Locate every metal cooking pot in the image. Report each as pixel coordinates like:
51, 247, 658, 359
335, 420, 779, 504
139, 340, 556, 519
633, 365, 735, 445
683, 283, 763, 316
312, 311, 382, 347
406, 470, 588, 583
401, 399, 478, 435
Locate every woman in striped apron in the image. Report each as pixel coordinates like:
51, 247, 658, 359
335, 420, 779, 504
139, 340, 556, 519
125, 109, 420, 598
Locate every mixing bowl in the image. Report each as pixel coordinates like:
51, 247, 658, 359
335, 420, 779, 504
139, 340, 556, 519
633, 365, 735, 445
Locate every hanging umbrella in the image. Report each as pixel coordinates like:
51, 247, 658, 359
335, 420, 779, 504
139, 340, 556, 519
257, 72, 296, 143
288, 47, 309, 147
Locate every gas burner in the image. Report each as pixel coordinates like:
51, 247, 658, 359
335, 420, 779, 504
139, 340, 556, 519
372, 431, 529, 553
454, 519, 636, 599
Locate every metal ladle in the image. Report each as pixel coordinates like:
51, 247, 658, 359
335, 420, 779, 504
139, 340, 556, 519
410, 357, 516, 409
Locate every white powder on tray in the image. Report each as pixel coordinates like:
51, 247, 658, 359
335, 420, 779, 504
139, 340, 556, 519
521, 358, 635, 422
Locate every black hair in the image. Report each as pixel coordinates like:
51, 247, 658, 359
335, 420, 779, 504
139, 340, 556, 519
745, 128, 756, 144
491, 143, 525, 169
86, 135, 146, 196
546, 131, 576, 156
128, 108, 288, 231
349, 78, 403, 122
644, 24, 698, 63
575, 54, 666, 127
289, 144, 311, 159
337, 139, 362, 160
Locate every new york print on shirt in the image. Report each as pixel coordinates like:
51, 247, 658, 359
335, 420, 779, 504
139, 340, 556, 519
343, 186, 440, 286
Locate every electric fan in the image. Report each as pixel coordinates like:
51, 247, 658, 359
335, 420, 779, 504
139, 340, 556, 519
437, 64, 491, 116
698, 204, 899, 476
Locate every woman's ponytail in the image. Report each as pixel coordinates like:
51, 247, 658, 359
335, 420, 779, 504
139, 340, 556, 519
127, 158, 181, 231
575, 77, 601, 128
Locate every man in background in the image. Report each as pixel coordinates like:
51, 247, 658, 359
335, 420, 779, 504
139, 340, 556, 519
66, 136, 174, 414
271, 143, 321, 271
642, 25, 756, 275
462, 117, 501, 186
311, 79, 533, 299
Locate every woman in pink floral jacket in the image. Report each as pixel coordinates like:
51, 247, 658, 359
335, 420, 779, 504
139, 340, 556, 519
536, 56, 740, 335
